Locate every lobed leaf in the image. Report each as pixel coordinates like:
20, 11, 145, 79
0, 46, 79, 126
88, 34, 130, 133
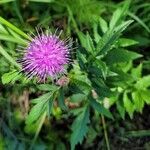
70, 106, 90, 150
105, 49, 142, 64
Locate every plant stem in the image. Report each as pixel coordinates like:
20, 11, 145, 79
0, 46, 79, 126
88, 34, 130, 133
101, 114, 110, 150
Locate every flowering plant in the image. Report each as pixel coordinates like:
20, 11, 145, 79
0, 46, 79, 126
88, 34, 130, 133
0, 0, 150, 149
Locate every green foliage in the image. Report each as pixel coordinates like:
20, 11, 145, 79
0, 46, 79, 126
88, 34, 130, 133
1, 70, 21, 84
26, 92, 52, 125
105, 49, 142, 64
0, 0, 150, 149
70, 106, 90, 150
89, 96, 113, 119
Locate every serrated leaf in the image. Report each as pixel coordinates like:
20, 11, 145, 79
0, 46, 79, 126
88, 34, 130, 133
77, 31, 87, 49
118, 38, 139, 47
119, 61, 133, 73
1, 70, 21, 84
116, 99, 125, 119
70, 106, 90, 150
31, 92, 52, 104
135, 75, 150, 89
105, 49, 142, 64
58, 88, 68, 111
99, 17, 108, 33
123, 92, 134, 118
91, 78, 114, 98
96, 20, 133, 56
132, 92, 144, 113
89, 59, 108, 79
89, 96, 113, 119
110, 8, 123, 29
93, 23, 101, 43
47, 97, 54, 119
86, 32, 95, 53
139, 90, 150, 104
70, 66, 91, 95
76, 50, 87, 71
109, 0, 130, 29
38, 84, 58, 91
26, 92, 52, 125
131, 63, 142, 79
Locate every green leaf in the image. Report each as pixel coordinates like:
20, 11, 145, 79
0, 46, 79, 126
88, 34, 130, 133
139, 90, 150, 104
77, 31, 87, 49
89, 59, 108, 79
86, 32, 95, 53
70, 106, 90, 150
132, 91, 144, 113
109, 0, 131, 29
1, 70, 21, 84
0, 0, 14, 4
118, 38, 139, 47
116, 99, 125, 119
123, 92, 134, 118
70, 66, 91, 95
105, 49, 142, 64
0, 45, 21, 69
0, 17, 30, 40
70, 93, 86, 102
47, 97, 54, 119
78, 31, 95, 54
77, 50, 87, 70
135, 75, 150, 89
110, 8, 123, 29
58, 88, 68, 111
93, 23, 101, 43
31, 92, 52, 104
0, 34, 26, 44
91, 78, 114, 98
119, 61, 133, 73
96, 20, 133, 56
0, 24, 9, 34
131, 63, 142, 79
89, 96, 113, 119
26, 92, 52, 124
38, 84, 58, 91
99, 17, 108, 33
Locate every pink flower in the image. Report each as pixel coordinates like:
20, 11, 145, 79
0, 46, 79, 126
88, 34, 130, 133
18, 29, 72, 82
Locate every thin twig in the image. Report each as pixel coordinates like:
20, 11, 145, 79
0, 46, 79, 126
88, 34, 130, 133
101, 114, 110, 150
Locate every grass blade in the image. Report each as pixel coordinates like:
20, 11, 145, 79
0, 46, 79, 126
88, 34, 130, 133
0, 45, 21, 69
0, 17, 30, 40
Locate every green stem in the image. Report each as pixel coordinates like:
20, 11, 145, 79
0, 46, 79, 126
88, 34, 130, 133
101, 114, 110, 150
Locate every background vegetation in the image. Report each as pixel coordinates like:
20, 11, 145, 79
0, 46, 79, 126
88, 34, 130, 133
0, 0, 150, 150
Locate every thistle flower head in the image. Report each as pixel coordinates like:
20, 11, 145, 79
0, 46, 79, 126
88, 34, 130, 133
19, 29, 72, 82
